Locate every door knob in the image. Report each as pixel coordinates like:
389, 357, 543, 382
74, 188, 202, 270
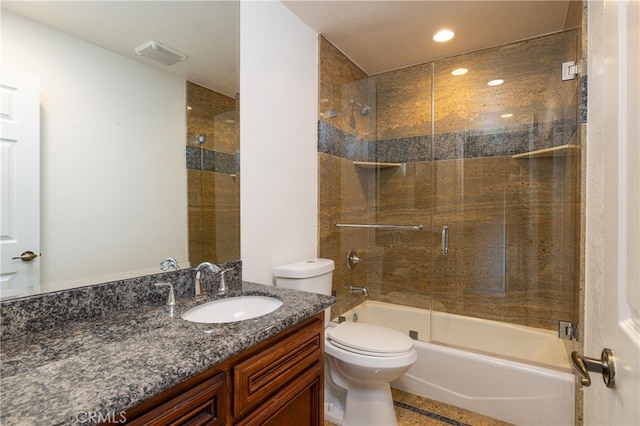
12, 251, 38, 262
571, 348, 615, 388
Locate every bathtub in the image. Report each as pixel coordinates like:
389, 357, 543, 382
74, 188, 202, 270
334, 300, 575, 426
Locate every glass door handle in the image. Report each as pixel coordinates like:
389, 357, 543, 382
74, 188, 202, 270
441, 225, 449, 256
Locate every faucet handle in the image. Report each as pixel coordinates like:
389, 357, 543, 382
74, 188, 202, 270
218, 268, 234, 295
347, 250, 361, 269
154, 282, 176, 306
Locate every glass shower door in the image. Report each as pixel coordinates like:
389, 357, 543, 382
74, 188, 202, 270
429, 30, 582, 368
321, 68, 434, 326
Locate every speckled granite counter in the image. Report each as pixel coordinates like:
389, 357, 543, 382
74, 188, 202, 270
0, 281, 334, 425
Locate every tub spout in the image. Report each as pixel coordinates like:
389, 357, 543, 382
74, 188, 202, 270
349, 285, 368, 297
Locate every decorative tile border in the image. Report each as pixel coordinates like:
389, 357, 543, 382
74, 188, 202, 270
393, 400, 471, 426
319, 119, 578, 163
581, 75, 588, 123
186, 145, 239, 174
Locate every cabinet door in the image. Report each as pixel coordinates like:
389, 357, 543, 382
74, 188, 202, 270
235, 362, 323, 426
233, 316, 322, 418
127, 372, 226, 426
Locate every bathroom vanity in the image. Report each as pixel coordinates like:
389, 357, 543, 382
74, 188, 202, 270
0, 277, 334, 425
127, 313, 323, 425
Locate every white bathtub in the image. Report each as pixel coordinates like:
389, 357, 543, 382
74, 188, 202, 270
334, 300, 575, 426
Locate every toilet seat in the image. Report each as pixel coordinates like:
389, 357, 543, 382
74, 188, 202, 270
327, 322, 414, 357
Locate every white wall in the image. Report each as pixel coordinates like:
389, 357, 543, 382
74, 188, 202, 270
240, 1, 319, 285
2, 12, 188, 292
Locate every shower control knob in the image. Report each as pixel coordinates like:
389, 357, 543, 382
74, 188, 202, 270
347, 250, 361, 269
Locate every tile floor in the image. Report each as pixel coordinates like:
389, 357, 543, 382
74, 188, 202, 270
324, 388, 514, 426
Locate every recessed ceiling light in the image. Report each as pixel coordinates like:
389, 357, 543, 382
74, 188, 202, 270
501, 113, 514, 118
488, 79, 504, 86
433, 29, 455, 43
451, 68, 468, 76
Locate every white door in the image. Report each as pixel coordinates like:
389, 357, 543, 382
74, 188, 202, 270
584, 0, 640, 424
0, 69, 41, 299
601, 0, 640, 422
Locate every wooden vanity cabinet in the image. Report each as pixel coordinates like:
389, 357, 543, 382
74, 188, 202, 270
235, 362, 323, 426
126, 372, 227, 426
232, 313, 323, 425
121, 313, 324, 426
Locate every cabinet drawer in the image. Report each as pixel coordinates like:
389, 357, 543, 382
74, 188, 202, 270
127, 372, 226, 426
233, 317, 322, 417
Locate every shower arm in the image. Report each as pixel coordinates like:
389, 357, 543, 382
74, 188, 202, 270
343, 99, 371, 116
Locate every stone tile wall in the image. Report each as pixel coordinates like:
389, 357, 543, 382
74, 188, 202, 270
187, 82, 240, 265
319, 30, 582, 330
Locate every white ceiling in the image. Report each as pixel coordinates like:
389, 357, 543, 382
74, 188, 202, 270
284, 0, 572, 75
2, 1, 571, 95
1, 1, 240, 97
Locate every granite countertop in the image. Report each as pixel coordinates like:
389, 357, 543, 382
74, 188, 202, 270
0, 282, 334, 425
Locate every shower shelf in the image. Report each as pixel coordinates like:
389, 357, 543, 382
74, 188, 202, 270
512, 144, 579, 159
353, 161, 402, 169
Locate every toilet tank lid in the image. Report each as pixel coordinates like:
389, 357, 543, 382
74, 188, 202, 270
274, 258, 335, 278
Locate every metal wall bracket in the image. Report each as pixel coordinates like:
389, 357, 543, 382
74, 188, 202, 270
562, 61, 580, 81
558, 320, 577, 340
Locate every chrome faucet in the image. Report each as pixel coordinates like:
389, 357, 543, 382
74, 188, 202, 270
349, 285, 369, 297
160, 257, 180, 271
194, 262, 221, 299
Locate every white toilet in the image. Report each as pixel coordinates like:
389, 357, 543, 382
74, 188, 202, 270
274, 259, 417, 426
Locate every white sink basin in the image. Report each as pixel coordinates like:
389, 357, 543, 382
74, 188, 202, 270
182, 296, 283, 323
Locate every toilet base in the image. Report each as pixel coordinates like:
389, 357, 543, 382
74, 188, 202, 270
324, 382, 398, 426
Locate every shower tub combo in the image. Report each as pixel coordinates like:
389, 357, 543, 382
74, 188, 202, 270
334, 300, 575, 426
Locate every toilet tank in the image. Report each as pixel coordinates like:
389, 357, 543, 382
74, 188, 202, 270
273, 258, 334, 295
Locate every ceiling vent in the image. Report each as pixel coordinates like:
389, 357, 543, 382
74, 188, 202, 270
134, 41, 187, 66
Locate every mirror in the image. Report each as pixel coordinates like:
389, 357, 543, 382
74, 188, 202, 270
1, 1, 239, 296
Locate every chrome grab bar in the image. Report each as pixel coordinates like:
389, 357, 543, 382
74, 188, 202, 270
441, 225, 449, 256
570, 348, 615, 388
336, 223, 424, 231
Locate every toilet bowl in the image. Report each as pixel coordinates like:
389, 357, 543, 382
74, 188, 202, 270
273, 259, 417, 426
324, 321, 417, 426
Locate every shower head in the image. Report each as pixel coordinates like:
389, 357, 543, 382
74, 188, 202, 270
348, 99, 371, 116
